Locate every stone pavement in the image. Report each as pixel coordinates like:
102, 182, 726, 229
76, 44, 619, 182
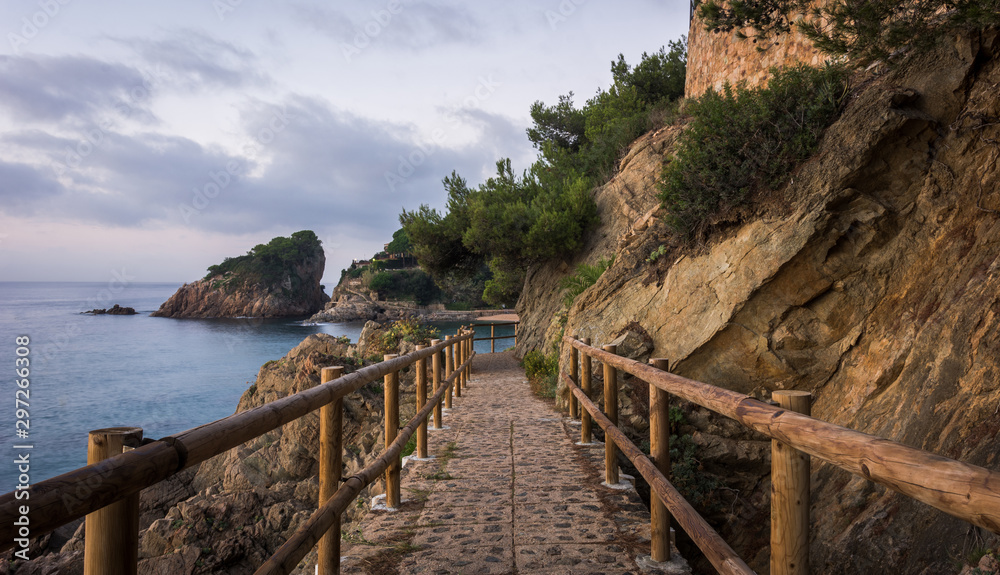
339, 351, 684, 575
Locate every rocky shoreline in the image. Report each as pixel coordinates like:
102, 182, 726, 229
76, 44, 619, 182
307, 289, 507, 324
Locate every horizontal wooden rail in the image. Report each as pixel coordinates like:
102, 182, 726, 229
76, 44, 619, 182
471, 321, 518, 352
565, 336, 1000, 534
563, 371, 755, 574
256, 349, 474, 574
0, 334, 474, 551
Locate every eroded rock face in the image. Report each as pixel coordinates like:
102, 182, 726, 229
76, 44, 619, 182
518, 31, 1000, 575
152, 251, 327, 319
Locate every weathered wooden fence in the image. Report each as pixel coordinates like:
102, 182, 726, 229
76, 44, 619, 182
0, 327, 476, 575
472, 320, 519, 352
561, 335, 1000, 575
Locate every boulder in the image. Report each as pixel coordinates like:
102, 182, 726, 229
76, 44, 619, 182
83, 304, 137, 315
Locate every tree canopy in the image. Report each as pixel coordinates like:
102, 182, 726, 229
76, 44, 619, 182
385, 228, 413, 255
205, 230, 322, 290
400, 41, 687, 307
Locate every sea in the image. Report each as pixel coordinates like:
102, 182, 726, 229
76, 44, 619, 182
0, 282, 515, 491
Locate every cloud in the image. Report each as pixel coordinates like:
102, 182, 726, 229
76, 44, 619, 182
0, 55, 151, 125
114, 30, 270, 91
292, 0, 485, 51
0, 92, 500, 238
446, 106, 535, 171
0, 160, 63, 210
196, 94, 489, 233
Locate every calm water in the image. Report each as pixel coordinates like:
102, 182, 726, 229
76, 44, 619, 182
0, 282, 513, 490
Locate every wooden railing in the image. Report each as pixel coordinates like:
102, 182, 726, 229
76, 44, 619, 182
561, 335, 1000, 575
471, 320, 519, 352
0, 327, 476, 575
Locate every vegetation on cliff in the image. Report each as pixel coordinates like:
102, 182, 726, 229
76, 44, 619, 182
338, 227, 484, 308
696, 0, 1000, 65
559, 256, 615, 307
366, 269, 441, 306
659, 64, 849, 236
368, 317, 441, 356
205, 230, 323, 293
400, 41, 687, 306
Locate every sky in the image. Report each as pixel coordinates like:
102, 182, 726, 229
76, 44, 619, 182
0, 0, 690, 287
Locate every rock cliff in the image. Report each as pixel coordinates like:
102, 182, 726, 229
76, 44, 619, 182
153, 231, 328, 318
516, 31, 1000, 574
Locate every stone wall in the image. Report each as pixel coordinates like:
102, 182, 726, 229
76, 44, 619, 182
685, 7, 828, 97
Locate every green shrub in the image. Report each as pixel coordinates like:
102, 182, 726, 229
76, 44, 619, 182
559, 256, 614, 307
659, 64, 848, 236
521, 350, 559, 398
401, 433, 417, 458
366, 269, 442, 305
374, 317, 441, 354
647, 244, 667, 263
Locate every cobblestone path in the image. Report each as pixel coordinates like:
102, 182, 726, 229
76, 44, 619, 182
339, 351, 666, 575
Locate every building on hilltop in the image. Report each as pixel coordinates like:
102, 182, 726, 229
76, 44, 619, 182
685, 1, 829, 98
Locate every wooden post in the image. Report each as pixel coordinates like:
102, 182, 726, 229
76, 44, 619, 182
466, 330, 473, 382
415, 346, 428, 458
456, 329, 464, 397
462, 325, 473, 387
771, 390, 812, 575
318, 366, 344, 575
466, 330, 473, 383
649, 358, 672, 562
491, 324, 495, 353
384, 354, 401, 509
603, 344, 619, 485
581, 337, 593, 444
431, 339, 443, 429
84, 427, 142, 575
514, 322, 518, 346
445, 336, 454, 409
569, 337, 580, 419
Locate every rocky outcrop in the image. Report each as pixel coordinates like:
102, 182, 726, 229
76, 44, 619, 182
308, 282, 504, 323
308, 286, 397, 322
83, 304, 137, 315
517, 31, 1000, 575
152, 276, 326, 319
153, 233, 328, 319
